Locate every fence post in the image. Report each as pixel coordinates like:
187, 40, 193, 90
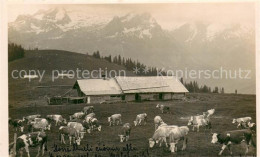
9, 133, 17, 157
13, 133, 17, 156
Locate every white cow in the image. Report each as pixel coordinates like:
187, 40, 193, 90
154, 116, 164, 130
108, 114, 122, 126
149, 125, 178, 148
187, 115, 211, 132
46, 115, 67, 126
203, 109, 215, 118
70, 112, 85, 120
134, 113, 147, 126
59, 126, 81, 145
169, 126, 189, 153
67, 122, 86, 139
232, 117, 252, 128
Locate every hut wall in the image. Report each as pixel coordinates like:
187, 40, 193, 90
139, 93, 159, 101
88, 95, 122, 103
171, 93, 185, 99
125, 94, 135, 101
163, 93, 172, 100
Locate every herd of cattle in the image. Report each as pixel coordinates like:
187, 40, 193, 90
9, 104, 256, 156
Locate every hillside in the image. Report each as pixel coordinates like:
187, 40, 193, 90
8, 50, 135, 107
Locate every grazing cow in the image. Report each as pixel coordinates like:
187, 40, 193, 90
149, 125, 178, 148
85, 113, 96, 118
70, 112, 85, 120
68, 118, 83, 123
59, 126, 81, 145
203, 109, 215, 118
67, 122, 86, 139
84, 117, 102, 132
28, 118, 51, 132
83, 106, 94, 114
154, 116, 164, 130
9, 119, 24, 132
9, 132, 47, 157
108, 114, 122, 126
187, 115, 211, 132
118, 123, 131, 142
83, 113, 96, 123
168, 126, 189, 153
23, 114, 41, 124
156, 104, 170, 113
46, 115, 67, 126
211, 129, 255, 156
248, 122, 256, 132
232, 117, 252, 128
134, 113, 147, 126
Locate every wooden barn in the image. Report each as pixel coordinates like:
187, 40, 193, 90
114, 76, 188, 102
73, 76, 188, 104
73, 78, 123, 104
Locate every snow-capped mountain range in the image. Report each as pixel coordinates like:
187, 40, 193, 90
8, 7, 255, 94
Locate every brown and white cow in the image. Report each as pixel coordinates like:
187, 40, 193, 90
83, 116, 101, 132
9, 132, 48, 157
83, 113, 96, 123
83, 106, 94, 114
211, 129, 255, 156
28, 118, 51, 132
156, 104, 170, 113
9, 118, 25, 132
248, 122, 256, 132
59, 126, 81, 145
134, 113, 147, 126
118, 123, 131, 142
23, 114, 41, 124
46, 115, 67, 126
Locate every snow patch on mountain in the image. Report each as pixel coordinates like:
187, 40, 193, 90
206, 24, 225, 40
139, 29, 152, 39
30, 23, 44, 34
121, 13, 135, 22
185, 23, 198, 42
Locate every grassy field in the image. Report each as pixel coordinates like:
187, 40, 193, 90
8, 50, 134, 107
9, 93, 256, 157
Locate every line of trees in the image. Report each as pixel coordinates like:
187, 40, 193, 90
92, 51, 165, 76
8, 43, 25, 62
181, 79, 225, 94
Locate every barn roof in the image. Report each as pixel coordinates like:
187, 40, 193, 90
114, 76, 188, 93
73, 78, 122, 96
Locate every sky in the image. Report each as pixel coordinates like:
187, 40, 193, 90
8, 3, 255, 30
